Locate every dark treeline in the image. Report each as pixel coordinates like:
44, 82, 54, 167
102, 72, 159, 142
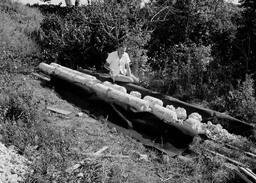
29, 0, 256, 123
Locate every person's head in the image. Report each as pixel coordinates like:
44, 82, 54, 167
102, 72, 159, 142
117, 43, 127, 57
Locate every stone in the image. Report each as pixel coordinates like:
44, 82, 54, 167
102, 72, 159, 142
184, 118, 202, 134
188, 112, 202, 122
130, 91, 142, 98
166, 105, 175, 112
175, 107, 187, 120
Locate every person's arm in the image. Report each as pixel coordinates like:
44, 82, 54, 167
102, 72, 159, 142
126, 62, 132, 77
105, 53, 111, 70
125, 53, 132, 77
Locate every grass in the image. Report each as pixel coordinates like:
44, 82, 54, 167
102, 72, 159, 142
0, 0, 43, 73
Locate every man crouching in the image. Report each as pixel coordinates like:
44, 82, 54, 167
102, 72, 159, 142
105, 43, 139, 83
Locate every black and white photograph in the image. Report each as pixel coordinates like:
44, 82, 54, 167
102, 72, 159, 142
0, 0, 256, 182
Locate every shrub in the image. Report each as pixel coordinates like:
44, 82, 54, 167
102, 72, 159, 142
226, 75, 256, 122
210, 74, 256, 123
39, 12, 94, 68
0, 77, 75, 182
37, 2, 151, 74
144, 42, 213, 98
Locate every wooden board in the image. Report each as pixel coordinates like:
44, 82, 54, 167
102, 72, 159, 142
47, 106, 72, 115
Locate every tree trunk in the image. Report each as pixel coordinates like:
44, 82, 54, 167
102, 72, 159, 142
65, 0, 72, 7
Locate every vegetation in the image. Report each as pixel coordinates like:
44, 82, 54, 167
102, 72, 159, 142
0, 0, 42, 73
28, 0, 256, 124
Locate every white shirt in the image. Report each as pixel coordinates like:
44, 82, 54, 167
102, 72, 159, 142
106, 51, 131, 76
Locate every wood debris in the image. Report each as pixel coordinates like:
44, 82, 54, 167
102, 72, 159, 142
32, 72, 50, 82
46, 106, 72, 115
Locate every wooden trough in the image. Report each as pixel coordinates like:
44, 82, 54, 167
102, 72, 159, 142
38, 62, 255, 155
78, 67, 256, 138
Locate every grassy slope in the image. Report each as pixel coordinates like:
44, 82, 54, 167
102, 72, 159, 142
0, 0, 42, 73
0, 73, 239, 183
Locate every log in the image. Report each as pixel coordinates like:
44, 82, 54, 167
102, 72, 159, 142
239, 167, 256, 182
39, 63, 96, 94
50, 63, 97, 81
41, 63, 183, 128
224, 144, 256, 159
205, 149, 245, 167
39, 62, 197, 155
233, 168, 254, 183
78, 67, 255, 137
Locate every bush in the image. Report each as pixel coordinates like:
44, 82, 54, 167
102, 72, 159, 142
39, 11, 94, 68
37, 2, 151, 74
210, 75, 256, 123
226, 75, 256, 122
144, 41, 213, 99
0, 77, 40, 149
0, 76, 78, 182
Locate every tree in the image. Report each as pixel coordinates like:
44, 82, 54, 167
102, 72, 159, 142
38, 0, 152, 74
236, 0, 256, 75
83, 0, 151, 74
146, 0, 239, 97
75, 0, 80, 7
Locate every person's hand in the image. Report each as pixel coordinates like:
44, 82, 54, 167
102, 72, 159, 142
104, 63, 110, 71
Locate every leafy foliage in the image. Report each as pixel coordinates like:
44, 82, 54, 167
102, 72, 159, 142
210, 75, 256, 123
230, 0, 256, 80
37, 1, 151, 73
34, 0, 256, 124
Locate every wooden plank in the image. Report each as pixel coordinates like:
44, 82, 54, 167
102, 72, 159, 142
246, 168, 256, 177
205, 149, 245, 167
94, 146, 109, 156
110, 104, 133, 129
32, 72, 51, 82
239, 167, 256, 183
240, 167, 256, 182
233, 168, 254, 183
46, 106, 72, 115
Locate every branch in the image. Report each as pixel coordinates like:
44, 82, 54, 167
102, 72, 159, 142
151, 6, 170, 22
111, 104, 133, 129
100, 22, 117, 40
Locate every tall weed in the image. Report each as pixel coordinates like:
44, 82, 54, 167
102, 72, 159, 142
0, 0, 43, 72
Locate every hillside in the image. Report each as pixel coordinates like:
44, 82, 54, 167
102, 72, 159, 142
1, 71, 255, 183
